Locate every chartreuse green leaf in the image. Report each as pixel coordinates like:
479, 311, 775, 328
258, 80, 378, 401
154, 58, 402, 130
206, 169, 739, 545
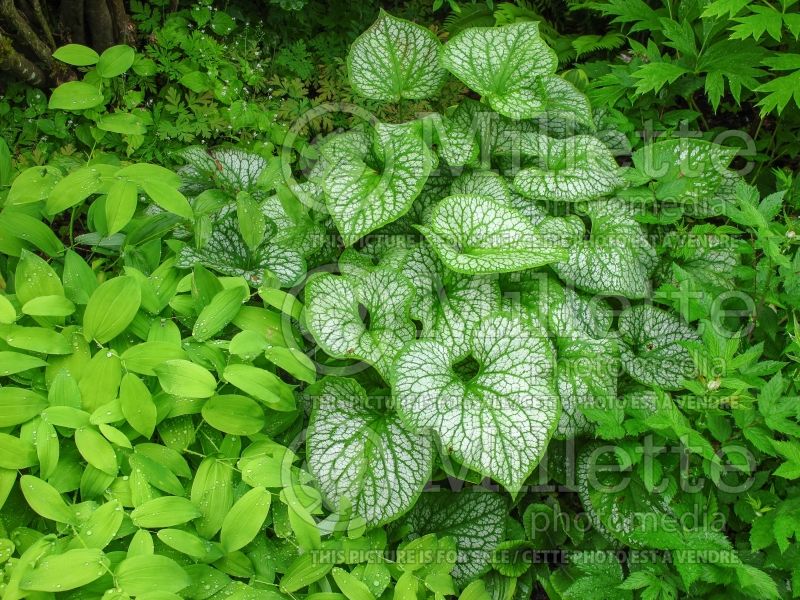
48, 81, 104, 110
332, 567, 376, 600
119, 373, 157, 438
105, 178, 139, 234
15, 249, 63, 304
347, 10, 447, 101
264, 346, 316, 384
115, 554, 191, 596
0, 295, 17, 323
417, 195, 567, 274
617, 305, 699, 389
537, 199, 657, 298
280, 553, 334, 593
6, 165, 62, 205
513, 134, 623, 201
74, 499, 124, 548
223, 364, 296, 411
441, 22, 591, 122
75, 426, 118, 475
157, 529, 222, 562
20, 475, 76, 524
96, 44, 135, 77
21, 295, 75, 317
220, 486, 272, 552
155, 359, 217, 398
53, 43, 100, 65
20, 548, 109, 592
305, 269, 416, 378
191, 457, 234, 538
202, 394, 265, 435
120, 341, 188, 376
394, 313, 558, 491
318, 122, 434, 245
307, 377, 433, 527
400, 490, 506, 584
193, 285, 247, 341
83, 276, 141, 343
0, 433, 37, 469
0, 388, 48, 425
131, 496, 202, 528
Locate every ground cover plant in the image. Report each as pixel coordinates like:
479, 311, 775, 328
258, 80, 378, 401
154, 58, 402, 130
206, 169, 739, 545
0, 1, 799, 599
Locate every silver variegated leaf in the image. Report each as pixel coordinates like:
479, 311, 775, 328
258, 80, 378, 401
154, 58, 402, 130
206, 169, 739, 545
513, 134, 623, 202
304, 269, 416, 379
347, 10, 448, 102
617, 304, 699, 390
537, 199, 657, 298
177, 146, 269, 194
393, 312, 559, 492
306, 377, 433, 527
441, 22, 591, 123
398, 490, 506, 584
417, 194, 567, 274
318, 122, 435, 245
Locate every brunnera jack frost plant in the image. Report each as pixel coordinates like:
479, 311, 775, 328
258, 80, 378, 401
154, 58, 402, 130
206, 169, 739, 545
302, 8, 743, 577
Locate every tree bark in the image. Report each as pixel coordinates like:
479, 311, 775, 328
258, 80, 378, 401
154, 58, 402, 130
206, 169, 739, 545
107, 0, 133, 45
85, 0, 113, 51
59, 0, 86, 45
0, 0, 53, 67
0, 31, 45, 85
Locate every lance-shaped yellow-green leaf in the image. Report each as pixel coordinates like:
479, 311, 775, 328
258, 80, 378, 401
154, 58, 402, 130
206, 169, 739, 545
157, 529, 223, 562
74, 499, 124, 549
222, 364, 296, 411
0, 433, 38, 469
201, 394, 265, 435
347, 10, 447, 102
21, 474, 76, 524
120, 341, 188, 376
307, 377, 433, 527
441, 22, 591, 123
75, 426, 118, 475
116, 554, 191, 596
417, 195, 567, 274
83, 276, 141, 343
192, 285, 247, 341
280, 553, 334, 593
105, 178, 139, 234
220, 486, 272, 552
20, 548, 109, 592
0, 387, 48, 425
155, 359, 217, 398
304, 269, 416, 379
393, 313, 559, 492
130, 496, 202, 528
191, 457, 234, 538
318, 123, 434, 246
332, 567, 376, 600
21, 295, 75, 318
120, 373, 157, 438
512, 134, 623, 202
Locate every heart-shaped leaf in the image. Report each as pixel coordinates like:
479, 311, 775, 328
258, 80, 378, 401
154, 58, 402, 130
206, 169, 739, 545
347, 10, 447, 101
441, 22, 590, 122
617, 304, 699, 390
307, 377, 433, 527
398, 490, 506, 584
317, 123, 435, 246
393, 313, 558, 491
304, 269, 416, 379
177, 204, 305, 287
513, 134, 623, 201
417, 194, 567, 274
538, 199, 657, 298
178, 146, 270, 195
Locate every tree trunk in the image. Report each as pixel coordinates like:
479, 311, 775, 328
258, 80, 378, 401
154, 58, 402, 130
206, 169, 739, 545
85, 0, 113, 51
0, 30, 45, 84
